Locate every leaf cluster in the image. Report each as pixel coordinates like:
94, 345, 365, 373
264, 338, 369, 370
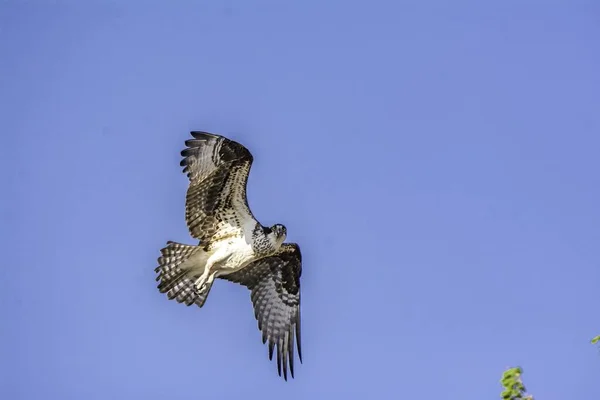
498, 334, 599, 398
500, 367, 533, 400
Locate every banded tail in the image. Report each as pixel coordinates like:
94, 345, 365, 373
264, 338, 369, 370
155, 241, 213, 308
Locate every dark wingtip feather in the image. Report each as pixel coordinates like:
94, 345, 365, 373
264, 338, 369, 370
180, 147, 193, 157
261, 328, 267, 343
190, 131, 219, 140
282, 335, 289, 381
296, 319, 303, 363
276, 340, 282, 378
268, 340, 275, 360
288, 329, 295, 378
185, 139, 210, 149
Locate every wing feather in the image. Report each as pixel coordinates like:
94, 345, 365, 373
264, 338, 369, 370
180, 131, 256, 242
221, 243, 303, 380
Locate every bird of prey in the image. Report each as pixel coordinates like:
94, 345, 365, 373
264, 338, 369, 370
155, 131, 303, 380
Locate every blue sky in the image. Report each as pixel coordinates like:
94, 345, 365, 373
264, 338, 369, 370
2, 1, 599, 399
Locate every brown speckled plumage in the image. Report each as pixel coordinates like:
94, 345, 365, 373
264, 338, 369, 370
154, 131, 304, 381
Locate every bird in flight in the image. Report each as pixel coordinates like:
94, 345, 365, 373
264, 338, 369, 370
155, 131, 303, 380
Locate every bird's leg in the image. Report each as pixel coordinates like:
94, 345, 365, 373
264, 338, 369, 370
194, 253, 228, 292
204, 273, 216, 291
194, 262, 212, 292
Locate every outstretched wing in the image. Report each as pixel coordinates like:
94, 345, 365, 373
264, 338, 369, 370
221, 243, 303, 381
180, 131, 256, 243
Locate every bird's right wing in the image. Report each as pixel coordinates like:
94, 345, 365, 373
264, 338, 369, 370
180, 131, 257, 243
221, 243, 303, 381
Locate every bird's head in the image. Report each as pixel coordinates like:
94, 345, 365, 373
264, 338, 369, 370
269, 223, 287, 247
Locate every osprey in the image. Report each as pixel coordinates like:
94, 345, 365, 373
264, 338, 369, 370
155, 131, 303, 380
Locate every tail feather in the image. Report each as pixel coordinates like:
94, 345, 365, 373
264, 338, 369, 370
155, 241, 212, 308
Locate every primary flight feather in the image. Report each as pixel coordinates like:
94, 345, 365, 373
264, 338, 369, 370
155, 131, 303, 380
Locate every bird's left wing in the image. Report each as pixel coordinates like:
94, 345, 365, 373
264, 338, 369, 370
221, 243, 303, 380
180, 131, 257, 243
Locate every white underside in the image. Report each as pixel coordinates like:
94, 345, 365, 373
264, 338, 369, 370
179, 218, 264, 291
208, 236, 256, 277
179, 236, 256, 285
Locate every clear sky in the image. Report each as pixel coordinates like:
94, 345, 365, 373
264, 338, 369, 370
2, 1, 599, 399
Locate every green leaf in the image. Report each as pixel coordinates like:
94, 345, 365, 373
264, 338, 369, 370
500, 366, 532, 400
591, 335, 600, 345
